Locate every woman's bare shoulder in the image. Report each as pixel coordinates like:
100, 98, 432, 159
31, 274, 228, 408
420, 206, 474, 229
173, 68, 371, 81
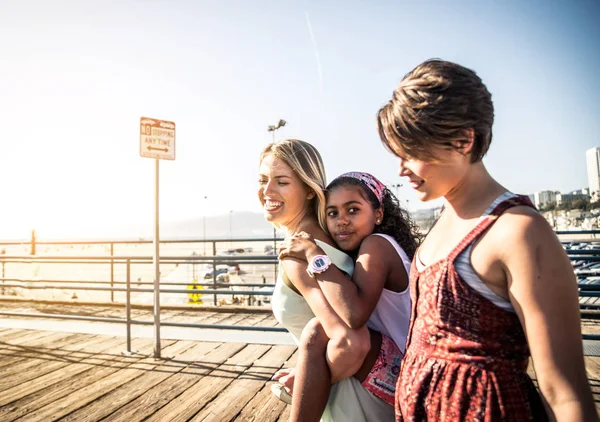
489, 205, 563, 263
298, 221, 335, 248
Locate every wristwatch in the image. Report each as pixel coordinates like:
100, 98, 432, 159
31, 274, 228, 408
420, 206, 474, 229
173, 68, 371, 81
306, 254, 332, 278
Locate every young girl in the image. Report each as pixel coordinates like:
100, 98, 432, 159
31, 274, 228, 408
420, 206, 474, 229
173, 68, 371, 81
275, 172, 421, 421
377, 59, 596, 421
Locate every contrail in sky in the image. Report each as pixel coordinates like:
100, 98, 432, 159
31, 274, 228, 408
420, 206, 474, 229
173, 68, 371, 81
304, 11, 326, 111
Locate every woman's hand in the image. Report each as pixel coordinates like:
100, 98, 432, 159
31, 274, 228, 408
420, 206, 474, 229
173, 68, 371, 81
272, 367, 296, 394
279, 231, 320, 262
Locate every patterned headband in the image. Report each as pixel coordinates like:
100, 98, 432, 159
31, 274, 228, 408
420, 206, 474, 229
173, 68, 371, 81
333, 172, 386, 206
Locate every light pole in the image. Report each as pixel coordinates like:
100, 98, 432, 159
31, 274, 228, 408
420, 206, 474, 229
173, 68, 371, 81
391, 183, 409, 209
391, 183, 402, 199
267, 119, 287, 142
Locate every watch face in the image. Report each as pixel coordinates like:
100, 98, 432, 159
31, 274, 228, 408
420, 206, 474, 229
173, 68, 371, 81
314, 257, 327, 270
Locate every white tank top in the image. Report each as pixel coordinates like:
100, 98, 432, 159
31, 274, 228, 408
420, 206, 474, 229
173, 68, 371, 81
365, 233, 412, 353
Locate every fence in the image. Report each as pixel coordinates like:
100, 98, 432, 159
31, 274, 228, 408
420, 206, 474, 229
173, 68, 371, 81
0, 237, 283, 357
1, 232, 600, 356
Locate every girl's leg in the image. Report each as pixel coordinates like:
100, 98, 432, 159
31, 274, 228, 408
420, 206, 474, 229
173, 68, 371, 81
326, 323, 371, 383
290, 318, 331, 422
352, 328, 383, 382
290, 319, 379, 422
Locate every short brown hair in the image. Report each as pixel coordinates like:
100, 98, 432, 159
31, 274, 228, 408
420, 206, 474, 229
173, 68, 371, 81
377, 59, 494, 163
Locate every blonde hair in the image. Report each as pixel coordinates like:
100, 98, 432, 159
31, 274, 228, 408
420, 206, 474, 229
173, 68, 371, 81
259, 139, 328, 231
377, 59, 494, 163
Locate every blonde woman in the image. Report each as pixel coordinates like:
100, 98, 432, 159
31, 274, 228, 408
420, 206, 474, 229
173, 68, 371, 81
259, 139, 396, 421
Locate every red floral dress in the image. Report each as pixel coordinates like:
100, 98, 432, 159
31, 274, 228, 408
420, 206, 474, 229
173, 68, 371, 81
396, 196, 548, 421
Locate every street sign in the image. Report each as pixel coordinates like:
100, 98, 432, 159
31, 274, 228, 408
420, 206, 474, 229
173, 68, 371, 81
140, 117, 176, 160
138, 116, 176, 357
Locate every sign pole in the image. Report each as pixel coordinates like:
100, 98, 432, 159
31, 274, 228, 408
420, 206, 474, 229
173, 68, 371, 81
153, 157, 161, 358
139, 116, 175, 360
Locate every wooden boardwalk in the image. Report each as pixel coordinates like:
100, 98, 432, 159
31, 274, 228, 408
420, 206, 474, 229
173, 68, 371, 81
1, 301, 600, 420
0, 327, 296, 421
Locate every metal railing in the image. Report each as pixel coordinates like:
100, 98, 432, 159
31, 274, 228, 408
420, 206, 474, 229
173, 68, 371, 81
0, 237, 285, 356
1, 232, 600, 353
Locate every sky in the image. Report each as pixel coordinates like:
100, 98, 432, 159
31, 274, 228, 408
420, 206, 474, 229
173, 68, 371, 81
1, 0, 599, 239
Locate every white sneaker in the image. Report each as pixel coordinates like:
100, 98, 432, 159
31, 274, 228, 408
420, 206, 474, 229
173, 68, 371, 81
270, 383, 293, 405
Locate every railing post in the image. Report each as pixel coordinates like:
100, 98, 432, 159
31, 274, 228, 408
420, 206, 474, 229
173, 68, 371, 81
1, 261, 5, 296
273, 228, 278, 281
213, 241, 217, 306
110, 243, 114, 302
126, 259, 131, 353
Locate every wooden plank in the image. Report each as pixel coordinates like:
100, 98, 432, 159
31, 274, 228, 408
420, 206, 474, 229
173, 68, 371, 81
215, 313, 253, 326
174, 312, 235, 325
254, 315, 280, 328
0, 336, 124, 407
129, 309, 156, 322
190, 345, 296, 421
283, 349, 298, 368
0, 331, 84, 372
233, 383, 289, 422
106, 342, 244, 422
0, 328, 61, 344
248, 314, 272, 326
12, 339, 190, 422
278, 404, 292, 421
143, 344, 271, 422
583, 356, 600, 414
238, 313, 272, 326
0, 329, 22, 338
86, 308, 123, 318
0, 337, 155, 422
0, 331, 84, 359
59, 340, 213, 422
0, 333, 102, 391
582, 319, 600, 335
0, 329, 70, 354
160, 310, 187, 321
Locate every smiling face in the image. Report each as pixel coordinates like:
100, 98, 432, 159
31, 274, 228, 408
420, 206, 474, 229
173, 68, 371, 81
397, 146, 471, 202
258, 154, 314, 229
325, 185, 383, 252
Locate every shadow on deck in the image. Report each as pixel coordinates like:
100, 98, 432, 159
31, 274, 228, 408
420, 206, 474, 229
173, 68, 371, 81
1, 302, 600, 420
0, 327, 296, 421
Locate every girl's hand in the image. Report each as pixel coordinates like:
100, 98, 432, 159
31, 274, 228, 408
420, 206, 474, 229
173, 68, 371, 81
278, 231, 320, 262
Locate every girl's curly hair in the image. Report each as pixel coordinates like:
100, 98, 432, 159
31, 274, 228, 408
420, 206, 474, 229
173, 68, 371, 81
326, 177, 422, 260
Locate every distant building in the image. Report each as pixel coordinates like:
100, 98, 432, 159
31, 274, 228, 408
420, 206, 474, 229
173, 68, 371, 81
534, 190, 559, 208
575, 188, 590, 195
586, 147, 600, 200
556, 192, 589, 207
412, 207, 443, 233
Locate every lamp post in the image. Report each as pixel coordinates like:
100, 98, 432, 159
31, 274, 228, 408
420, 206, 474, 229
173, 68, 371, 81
391, 183, 409, 209
267, 119, 287, 142
391, 183, 402, 199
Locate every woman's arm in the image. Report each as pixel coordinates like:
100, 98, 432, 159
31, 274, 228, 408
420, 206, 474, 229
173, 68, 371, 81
281, 234, 401, 328
281, 258, 371, 381
499, 208, 596, 421
281, 257, 359, 340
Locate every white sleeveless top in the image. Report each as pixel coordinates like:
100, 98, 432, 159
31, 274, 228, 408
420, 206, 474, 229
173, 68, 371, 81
271, 240, 395, 421
453, 192, 516, 312
365, 233, 412, 353
271, 239, 354, 344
